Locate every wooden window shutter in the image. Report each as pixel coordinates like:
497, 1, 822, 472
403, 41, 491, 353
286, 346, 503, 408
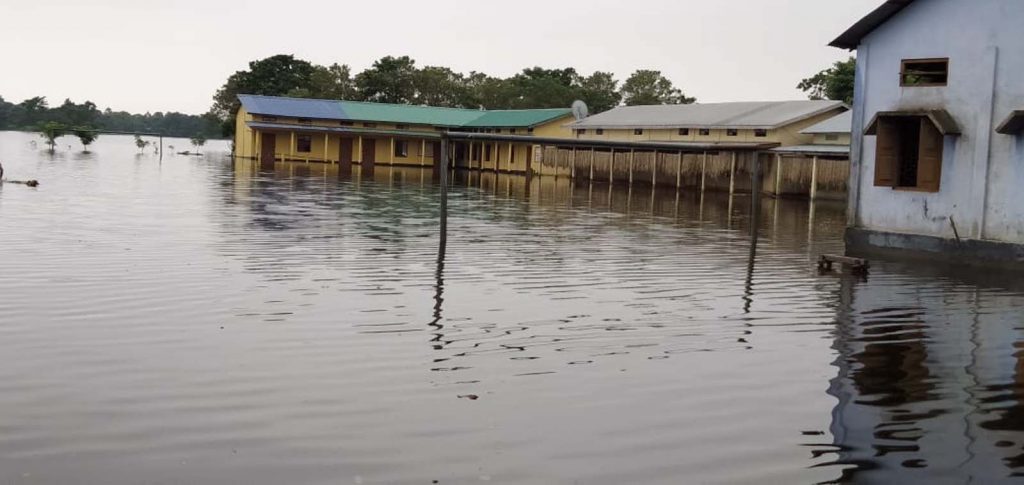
873, 117, 899, 187
917, 119, 943, 192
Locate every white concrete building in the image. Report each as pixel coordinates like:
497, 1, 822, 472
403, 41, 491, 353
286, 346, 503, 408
833, 0, 1024, 264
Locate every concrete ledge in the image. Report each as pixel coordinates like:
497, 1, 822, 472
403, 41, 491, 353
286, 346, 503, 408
845, 227, 1024, 268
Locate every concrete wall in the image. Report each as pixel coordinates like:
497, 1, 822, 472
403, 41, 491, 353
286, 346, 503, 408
850, 0, 1024, 244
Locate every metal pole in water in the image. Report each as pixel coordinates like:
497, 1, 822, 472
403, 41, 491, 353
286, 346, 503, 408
439, 136, 449, 261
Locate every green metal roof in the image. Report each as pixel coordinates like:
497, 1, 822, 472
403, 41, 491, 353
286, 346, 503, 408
464, 108, 574, 128
239, 95, 572, 128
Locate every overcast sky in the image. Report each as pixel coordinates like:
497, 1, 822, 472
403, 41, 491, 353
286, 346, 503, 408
1, 0, 876, 115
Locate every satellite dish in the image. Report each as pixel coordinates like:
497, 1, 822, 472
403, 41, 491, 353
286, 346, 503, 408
571, 100, 589, 121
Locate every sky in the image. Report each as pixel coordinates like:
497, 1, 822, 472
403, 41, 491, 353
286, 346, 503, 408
1, 0, 878, 116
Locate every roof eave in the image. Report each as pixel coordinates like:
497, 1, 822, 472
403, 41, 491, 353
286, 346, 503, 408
829, 0, 917, 50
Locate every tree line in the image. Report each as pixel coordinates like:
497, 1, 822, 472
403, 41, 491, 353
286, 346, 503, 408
209, 54, 697, 135
0, 95, 222, 139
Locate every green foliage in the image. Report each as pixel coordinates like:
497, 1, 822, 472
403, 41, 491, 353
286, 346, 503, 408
37, 121, 66, 151
206, 54, 699, 133
190, 135, 206, 153
0, 95, 219, 139
355, 55, 418, 104
134, 134, 150, 153
413, 66, 467, 107
73, 127, 99, 151
210, 54, 318, 121
797, 57, 856, 104
576, 71, 622, 114
621, 70, 696, 106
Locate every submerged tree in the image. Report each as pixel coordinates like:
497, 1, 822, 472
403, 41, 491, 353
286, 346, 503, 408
73, 127, 99, 152
621, 70, 696, 106
190, 134, 206, 154
134, 134, 149, 153
38, 121, 66, 152
798, 57, 856, 104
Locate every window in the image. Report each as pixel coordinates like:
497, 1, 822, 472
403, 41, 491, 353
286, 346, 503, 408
363, 122, 377, 128
578, 129, 587, 135
296, 135, 312, 153
596, 129, 604, 135
678, 128, 689, 136
699, 128, 710, 136
901, 58, 948, 87
395, 124, 408, 130
754, 129, 767, 137
509, 147, 515, 163
484, 144, 492, 161
485, 128, 493, 134
634, 128, 644, 135
527, 127, 534, 134
825, 134, 839, 141
494, 129, 502, 134
509, 128, 516, 134
873, 116, 943, 192
394, 140, 409, 158
726, 129, 738, 136
340, 121, 354, 127
298, 118, 312, 124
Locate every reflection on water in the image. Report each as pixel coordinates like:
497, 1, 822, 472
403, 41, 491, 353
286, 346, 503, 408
1, 130, 1024, 484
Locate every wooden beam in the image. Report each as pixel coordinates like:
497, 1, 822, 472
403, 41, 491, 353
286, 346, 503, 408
810, 155, 819, 200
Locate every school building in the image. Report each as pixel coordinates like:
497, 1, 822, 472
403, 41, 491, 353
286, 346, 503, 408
233, 94, 575, 174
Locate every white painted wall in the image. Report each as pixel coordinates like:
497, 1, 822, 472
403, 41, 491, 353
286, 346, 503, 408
850, 0, 1024, 243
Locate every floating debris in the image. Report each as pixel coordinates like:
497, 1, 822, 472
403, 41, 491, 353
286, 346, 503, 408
457, 394, 479, 400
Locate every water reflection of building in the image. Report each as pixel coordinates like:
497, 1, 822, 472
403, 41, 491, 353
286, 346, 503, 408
827, 269, 1024, 483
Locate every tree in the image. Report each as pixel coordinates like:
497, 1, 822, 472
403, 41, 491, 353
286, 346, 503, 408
38, 121, 66, 152
309, 63, 357, 100
576, 71, 622, 114
413, 66, 466, 107
190, 134, 206, 154
355, 55, 418, 104
507, 67, 580, 109
621, 70, 695, 106
797, 57, 856, 104
459, 72, 516, 109
134, 134, 149, 153
73, 127, 99, 152
210, 54, 318, 121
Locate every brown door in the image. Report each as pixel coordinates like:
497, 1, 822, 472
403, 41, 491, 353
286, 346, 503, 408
260, 132, 276, 169
361, 138, 376, 176
338, 137, 354, 176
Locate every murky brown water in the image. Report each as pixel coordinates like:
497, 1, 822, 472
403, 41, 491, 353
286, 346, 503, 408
2, 130, 1024, 484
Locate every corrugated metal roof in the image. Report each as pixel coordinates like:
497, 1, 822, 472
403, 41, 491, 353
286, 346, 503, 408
802, 110, 852, 134
464, 109, 573, 128
246, 121, 443, 139
769, 144, 850, 156
238, 94, 571, 128
571, 100, 846, 130
830, 0, 917, 50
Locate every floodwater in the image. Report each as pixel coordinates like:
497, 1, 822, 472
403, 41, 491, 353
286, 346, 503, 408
2, 130, 1024, 484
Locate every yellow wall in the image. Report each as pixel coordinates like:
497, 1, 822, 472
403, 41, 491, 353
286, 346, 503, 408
531, 114, 576, 138
233, 109, 577, 171
234, 107, 256, 159
812, 133, 851, 146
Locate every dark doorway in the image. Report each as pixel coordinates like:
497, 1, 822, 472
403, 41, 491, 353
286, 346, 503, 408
362, 138, 376, 177
260, 132, 276, 169
339, 137, 354, 176
895, 118, 921, 188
